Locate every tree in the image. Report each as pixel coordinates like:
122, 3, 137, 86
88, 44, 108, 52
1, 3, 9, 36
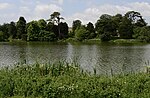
38, 19, 47, 30
59, 22, 69, 39
27, 21, 40, 41
95, 14, 116, 40
49, 12, 64, 24
75, 26, 88, 41
72, 20, 82, 33
46, 22, 59, 39
125, 11, 147, 27
0, 31, 4, 41
46, 22, 54, 32
133, 26, 150, 42
111, 14, 123, 36
16, 17, 26, 39
38, 30, 56, 41
118, 17, 133, 39
100, 32, 112, 41
86, 22, 96, 39
48, 12, 64, 39
8, 21, 17, 38
0, 23, 9, 40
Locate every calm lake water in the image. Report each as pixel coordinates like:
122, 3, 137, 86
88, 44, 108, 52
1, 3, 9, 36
0, 42, 150, 75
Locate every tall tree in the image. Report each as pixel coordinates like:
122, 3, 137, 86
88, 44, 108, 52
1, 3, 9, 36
8, 21, 17, 38
118, 17, 133, 39
27, 21, 40, 41
125, 11, 147, 27
112, 14, 123, 36
16, 17, 26, 39
48, 12, 64, 39
38, 19, 47, 30
0, 23, 9, 40
59, 22, 69, 39
72, 20, 82, 33
75, 25, 87, 41
86, 22, 96, 39
95, 14, 116, 41
46, 22, 58, 38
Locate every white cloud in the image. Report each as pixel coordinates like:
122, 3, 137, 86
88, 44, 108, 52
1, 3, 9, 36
0, 3, 12, 10
57, 0, 64, 5
128, 2, 150, 17
15, 0, 63, 22
20, 0, 34, 5
20, 6, 31, 15
35, 4, 62, 14
17, 4, 63, 22
34, 4, 63, 19
66, 2, 150, 26
51, 0, 64, 5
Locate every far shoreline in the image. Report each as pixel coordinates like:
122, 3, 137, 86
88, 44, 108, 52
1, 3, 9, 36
0, 38, 148, 45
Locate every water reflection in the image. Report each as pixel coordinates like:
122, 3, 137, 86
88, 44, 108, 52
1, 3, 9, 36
0, 42, 149, 74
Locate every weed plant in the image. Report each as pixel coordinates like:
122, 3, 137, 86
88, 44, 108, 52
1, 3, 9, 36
0, 61, 150, 98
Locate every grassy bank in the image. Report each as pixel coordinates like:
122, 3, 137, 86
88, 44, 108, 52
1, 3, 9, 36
0, 62, 150, 98
109, 39, 143, 44
61, 38, 144, 44
3, 38, 147, 45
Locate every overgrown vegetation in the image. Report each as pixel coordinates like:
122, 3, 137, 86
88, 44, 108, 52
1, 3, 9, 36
0, 62, 150, 98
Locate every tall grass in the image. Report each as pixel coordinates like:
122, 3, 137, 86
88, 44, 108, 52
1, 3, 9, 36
0, 61, 150, 98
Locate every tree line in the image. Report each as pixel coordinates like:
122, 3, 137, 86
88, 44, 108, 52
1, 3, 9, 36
0, 11, 150, 42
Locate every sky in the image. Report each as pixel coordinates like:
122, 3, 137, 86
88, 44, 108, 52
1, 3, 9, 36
0, 0, 150, 26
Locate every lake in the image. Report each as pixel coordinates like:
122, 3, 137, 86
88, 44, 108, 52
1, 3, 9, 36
0, 42, 150, 75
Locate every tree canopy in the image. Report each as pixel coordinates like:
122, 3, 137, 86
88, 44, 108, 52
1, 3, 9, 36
0, 11, 150, 42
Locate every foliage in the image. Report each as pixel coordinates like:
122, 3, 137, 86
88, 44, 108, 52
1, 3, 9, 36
0, 62, 150, 98
86, 22, 96, 39
27, 21, 40, 41
100, 32, 112, 41
48, 12, 64, 39
72, 20, 82, 34
133, 26, 150, 42
8, 22, 17, 38
39, 30, 56, 41
125, 11, 147, 27
46, 22, 54, 32
38, 19, 47, 30
95, 14, 116, 40
0, 31, 4, 41
49, 12, 64, 25
118, 17, 133, 39
59, 22, 69, 39
0, 23, 9, 40
111, 14, 123, 36
75, 26, 88, 41
16, 17, 26, 39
